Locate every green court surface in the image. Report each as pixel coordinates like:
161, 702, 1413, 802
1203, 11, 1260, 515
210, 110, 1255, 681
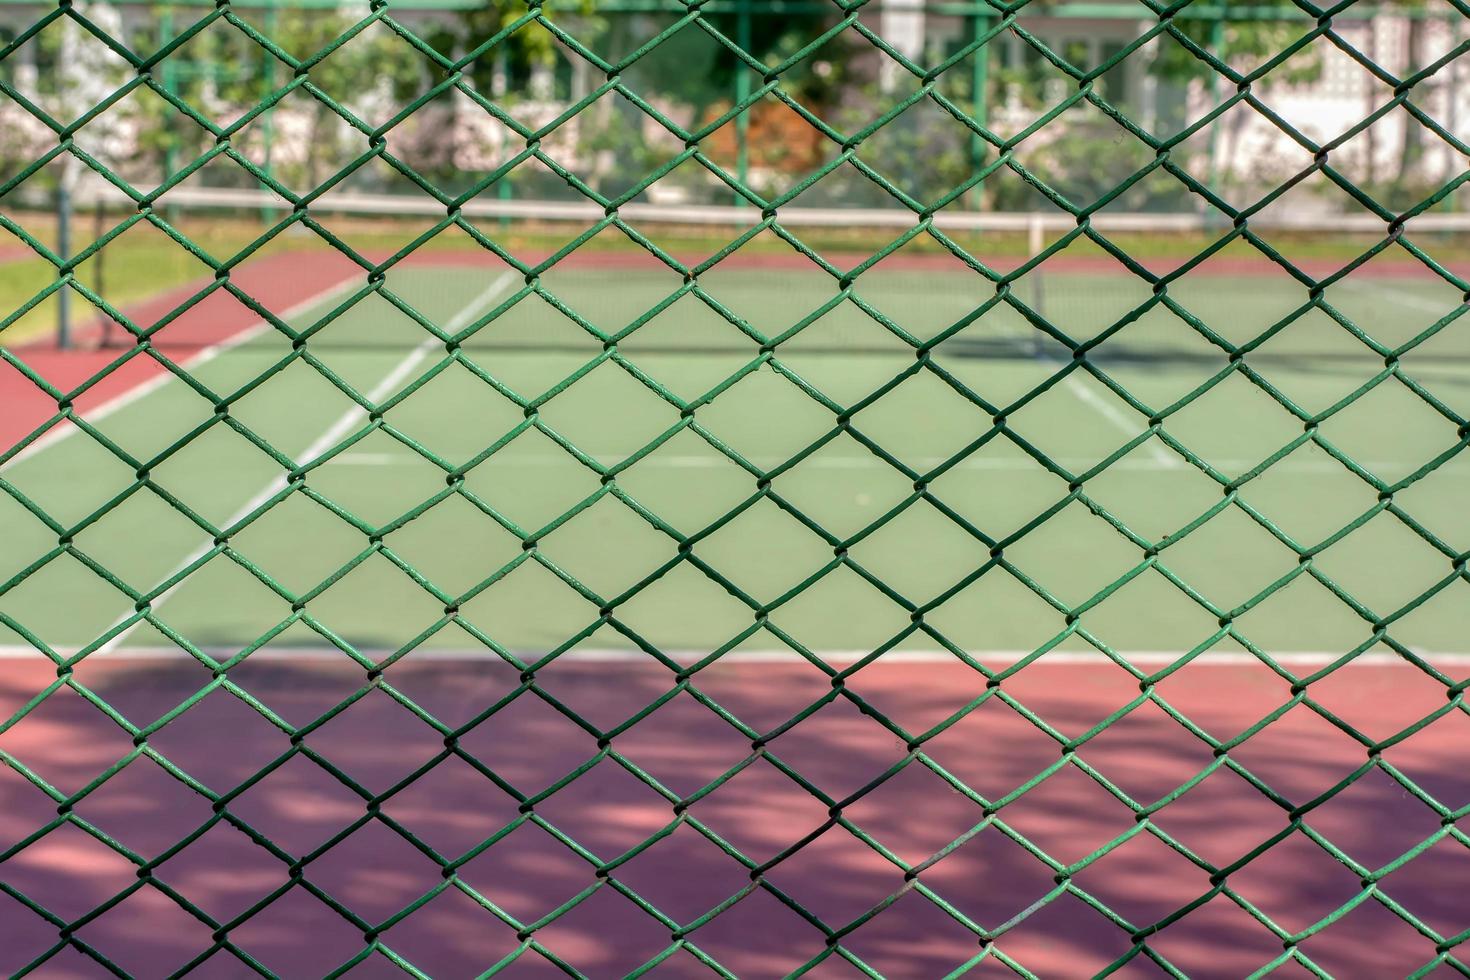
3, 254, 1468, 666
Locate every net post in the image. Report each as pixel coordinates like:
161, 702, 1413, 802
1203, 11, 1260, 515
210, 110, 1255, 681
55, 181, 71, 351
1028, 212, 1045, 358
1027, 211, 1043, 261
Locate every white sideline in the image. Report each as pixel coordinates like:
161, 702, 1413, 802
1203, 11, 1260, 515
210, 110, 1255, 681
0, 279, 361, 474
1040, 355, 1177, 468
90, 270, 521, 657
330, 455, 1411, 476
329, 451, 1404, 475
1341, 277, 1461, 317
1065, 378, 1178, 468
1042, 273, 1466, 472
0, 645, 1466, 667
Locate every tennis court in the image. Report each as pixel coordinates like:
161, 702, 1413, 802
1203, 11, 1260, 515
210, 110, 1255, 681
4, 240, 1469, 661
3, 235, 1469, 976
3, 0, 1469, 967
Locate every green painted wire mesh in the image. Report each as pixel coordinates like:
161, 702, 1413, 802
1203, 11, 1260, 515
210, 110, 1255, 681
2, 0, 1470, 975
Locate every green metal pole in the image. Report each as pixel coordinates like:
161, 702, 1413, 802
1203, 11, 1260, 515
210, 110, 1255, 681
1441, 14, 1457, 212
94, 195, 112, 347
969, 4, 989, 211
160, 6, 179, 225
1205, 17, 1223, 214
734, 0, 751, 205
160, 7, 175, 178
497, 46, 511, 233
56, 183, 71, 350
261, 0, 276, 224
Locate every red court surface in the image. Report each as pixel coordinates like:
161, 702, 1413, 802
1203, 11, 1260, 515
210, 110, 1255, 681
0, 250, 362, 454
2, 655, 1466, 977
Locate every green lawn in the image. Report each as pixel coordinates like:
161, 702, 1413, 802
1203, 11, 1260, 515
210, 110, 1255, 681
2, 259, 1467, 665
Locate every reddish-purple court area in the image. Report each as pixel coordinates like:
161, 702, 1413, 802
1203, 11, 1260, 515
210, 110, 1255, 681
2, 655, 1466, 978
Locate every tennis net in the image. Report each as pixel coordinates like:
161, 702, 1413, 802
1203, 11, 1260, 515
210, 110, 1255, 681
42, 185, 1469, 379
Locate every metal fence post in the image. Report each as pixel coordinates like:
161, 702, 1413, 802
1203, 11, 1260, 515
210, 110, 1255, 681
734, 0, 751, 205
1206, 15, 1224, 212
261, 0, 277, 224
970, 2, 989, 211
55, 181, 71, 350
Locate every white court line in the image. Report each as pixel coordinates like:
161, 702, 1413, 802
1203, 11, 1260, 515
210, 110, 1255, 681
1340, 277, 1462, 317
91, 270, 520, 657
1, 278, 361, 473
330, 451, 1404, 475
1029, 349, 1178, 468
0, 645, 1466, 667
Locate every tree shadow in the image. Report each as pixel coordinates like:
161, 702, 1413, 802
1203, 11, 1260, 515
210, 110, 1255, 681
1, 654, 1465, 977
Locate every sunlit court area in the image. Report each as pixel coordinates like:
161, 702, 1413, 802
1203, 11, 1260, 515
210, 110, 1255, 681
2, 0, 1469, 976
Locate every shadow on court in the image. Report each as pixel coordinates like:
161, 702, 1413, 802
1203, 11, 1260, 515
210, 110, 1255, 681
2, 656, 1466, 977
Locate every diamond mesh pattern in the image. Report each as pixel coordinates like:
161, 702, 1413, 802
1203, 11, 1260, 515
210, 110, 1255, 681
1, 0, 1469, 976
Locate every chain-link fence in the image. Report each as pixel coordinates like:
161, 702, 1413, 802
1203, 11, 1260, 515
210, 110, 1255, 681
1, 0, 1468, 976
